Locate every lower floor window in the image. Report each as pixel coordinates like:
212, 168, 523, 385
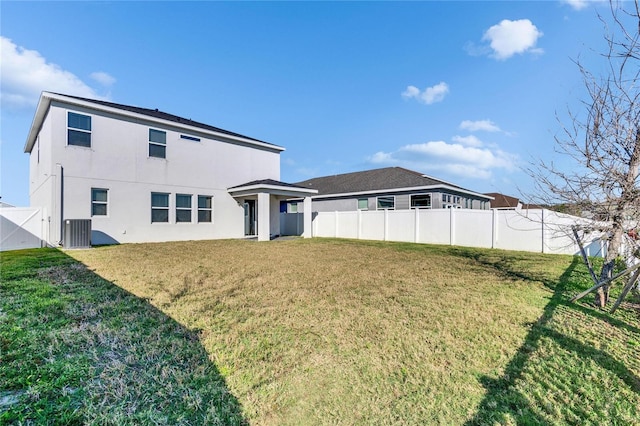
151, 192, 169, 223
410, 194, 431, 209
91, 188, 108, 216
377, 196, 395, 210
176, 194, 192, 223
198, 195, 212, 222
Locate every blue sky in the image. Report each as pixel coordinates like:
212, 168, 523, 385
1, 0, 613, 206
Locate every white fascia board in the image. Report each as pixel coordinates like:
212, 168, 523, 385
228, 184, 318, 197
311, 185, 493, 200
24, 92, 285, 153
24, 93, 53, 153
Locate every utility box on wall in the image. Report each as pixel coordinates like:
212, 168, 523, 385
64, 219, 91, 249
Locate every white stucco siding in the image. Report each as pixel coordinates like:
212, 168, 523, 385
62, 177, 245, 244
29, 112, 60, 242
31, 100, 281, 245
46, 102, 281, 189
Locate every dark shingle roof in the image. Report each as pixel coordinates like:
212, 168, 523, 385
55, 93, 273, 146
294, 167, 469, 196
484, 192, 520, 208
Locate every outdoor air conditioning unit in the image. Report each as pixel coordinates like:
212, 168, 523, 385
63, 219, 91, 249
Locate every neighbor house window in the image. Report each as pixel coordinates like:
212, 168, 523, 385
91, 188, 108, 216
68, 112, 92, 147
176, 194, 192, 223
151, 192, 169, 223
411, 194, 431, 209
149, 129, 167, 158
198, 195, 212, 223
289, 202, 298, 213
377, 196, 395, 210
357, 198, 368, 210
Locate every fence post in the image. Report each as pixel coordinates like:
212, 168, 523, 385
541, 209, 545, 253
414, 208, 419, 243
449, 207, 455, 245
384, 209, 388, 241
492, 209, 497, 249
335, 211, 339, 238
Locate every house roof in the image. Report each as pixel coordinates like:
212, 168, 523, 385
229, 179, 314, 190
294, 167, 492, 199
484, 192, 521, 209
228, 179, 317, 197
24, 92, 284, 153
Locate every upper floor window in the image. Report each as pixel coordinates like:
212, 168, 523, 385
68, 112, 91, 147
198, 195, 213, 223
377, 196, 395, 210
91, 188, 108, 216
149, 129, 166, 158
357, 198, 368, 210
411, 194, 431, 209
176, 194, 192, 223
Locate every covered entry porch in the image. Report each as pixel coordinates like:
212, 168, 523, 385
228, 179, 317, 242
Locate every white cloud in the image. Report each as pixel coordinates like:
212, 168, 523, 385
368, 140, 518, 180
90, 71, 116, 86
459, 119, 502, 133
0, 36, 111, 110
282, 157, 297, 166
401, 86, 420, 99
401, 82, 449, 105
563, 0, 589, 10
452, 135, 483, 147
562, 0, 605, 10
481, 19, 543, 60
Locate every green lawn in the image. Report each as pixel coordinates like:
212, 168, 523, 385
1, 239, 639, 425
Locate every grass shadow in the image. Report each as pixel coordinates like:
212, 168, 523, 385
0, 248, 247, 425
453, 251, 640, 424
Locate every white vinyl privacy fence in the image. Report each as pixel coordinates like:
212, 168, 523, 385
283, 208, 606, 257
0, 208, 48, 252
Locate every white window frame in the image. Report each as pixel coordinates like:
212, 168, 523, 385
175, 194, 192, 223
198, 195, 213, 223
149, 129, 167, 159
151, 192, 170, 223
410, 193, 432, 209
67, 111, 92, 147
376, 196, 395, 210
91, 188, 108, 216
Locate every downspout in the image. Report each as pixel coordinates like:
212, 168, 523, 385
56, 163, 64, 246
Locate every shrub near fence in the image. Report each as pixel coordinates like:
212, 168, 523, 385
304, 208, 606, 257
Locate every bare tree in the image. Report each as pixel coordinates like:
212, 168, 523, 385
531, 1, 640, 307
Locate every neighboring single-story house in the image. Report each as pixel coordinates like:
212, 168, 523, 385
283, 167, 493, 212
484, 192, 543, 210
24, 92, 316, 246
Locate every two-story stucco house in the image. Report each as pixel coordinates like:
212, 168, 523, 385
24, 92, 316, 246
